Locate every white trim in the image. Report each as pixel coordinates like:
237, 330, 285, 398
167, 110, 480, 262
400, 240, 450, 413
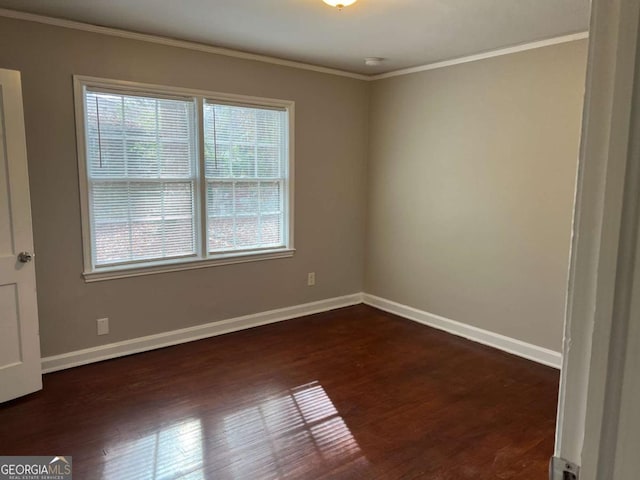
41, 292, 564, 373
73, 76, 92, 277
0, 8, 368, 81
83, 248, 296, 283
74, 75, 298, 109
41, 293, 363, 373
0, 8, 587, 81
73, 75, 295, 281
363, 294, 562, 369
370, 32, 590, 80
554, 0, 640, 475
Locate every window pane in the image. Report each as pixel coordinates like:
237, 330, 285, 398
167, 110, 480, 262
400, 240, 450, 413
94, 222, 130, 265
126, 139, 159, 177
257, 145, 280, 178
82, 83, 290, 271
204, 102, 287, 253
260, 214, 282, 246
85, 88, 197, 268
207, 181, 284, 252
209, 217, 234, 251
85, 91, 196, 179
260, 182, 281, 214
161, 141, 193, 178
86, 92, 125, 178
236, 216, 259, 248
91, 181, 195, 265
208, 182, 234, 217
235, 182, 259, 215
231, 145, 255, 178
204, 103, 286, 180
205, 143, 232, 178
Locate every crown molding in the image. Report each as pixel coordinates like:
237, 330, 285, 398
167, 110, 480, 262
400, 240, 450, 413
0, 8, 370, 81
371, 31, 589, 80
0, 8, 588, 82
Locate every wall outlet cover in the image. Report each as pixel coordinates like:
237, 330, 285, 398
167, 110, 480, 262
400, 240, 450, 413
97, 318, 109, 336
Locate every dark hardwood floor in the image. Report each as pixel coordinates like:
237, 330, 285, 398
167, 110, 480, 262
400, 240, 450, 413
0, 305, 559, 479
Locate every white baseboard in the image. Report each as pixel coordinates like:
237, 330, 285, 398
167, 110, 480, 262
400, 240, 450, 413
42, 292, 561, 373
362, 293, 562, 369
41, 293, 363, 373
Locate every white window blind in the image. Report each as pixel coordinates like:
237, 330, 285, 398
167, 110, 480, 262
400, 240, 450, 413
85, 90, 198, 267
77, 77, 293, 280
204, 102, 287, 253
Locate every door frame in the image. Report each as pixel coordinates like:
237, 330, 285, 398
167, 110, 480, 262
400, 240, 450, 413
554, 0, 640, 477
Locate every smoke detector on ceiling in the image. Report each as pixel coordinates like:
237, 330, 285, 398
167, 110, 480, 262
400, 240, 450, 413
365, 57, 385, 67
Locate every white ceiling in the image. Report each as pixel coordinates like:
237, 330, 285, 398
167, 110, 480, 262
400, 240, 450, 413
0, 0, 590, 75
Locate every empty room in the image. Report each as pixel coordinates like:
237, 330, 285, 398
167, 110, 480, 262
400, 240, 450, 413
2, 0, 640, 479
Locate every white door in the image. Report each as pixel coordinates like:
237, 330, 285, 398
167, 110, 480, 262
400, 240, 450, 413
0, 68, 42, 402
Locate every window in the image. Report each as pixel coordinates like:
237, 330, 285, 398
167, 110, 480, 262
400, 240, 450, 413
75, 77, 294, 281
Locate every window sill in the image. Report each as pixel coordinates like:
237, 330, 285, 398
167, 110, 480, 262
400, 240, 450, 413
83, 248, 296, 283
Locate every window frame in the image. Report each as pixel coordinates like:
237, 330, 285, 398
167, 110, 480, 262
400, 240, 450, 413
74, 75, 295, 283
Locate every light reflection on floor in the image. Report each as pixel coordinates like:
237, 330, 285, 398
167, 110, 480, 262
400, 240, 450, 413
219, 382, 367, 479
102, 382, 367, 479
103, 418, 204, 479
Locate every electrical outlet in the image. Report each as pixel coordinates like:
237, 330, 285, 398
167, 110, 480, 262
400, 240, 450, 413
307, 272, 316, 286
96, 318, 109, 336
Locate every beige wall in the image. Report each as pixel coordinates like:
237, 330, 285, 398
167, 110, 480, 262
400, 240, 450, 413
366, 40, 588, 351
0, 14, 587, 358
0, 17, 368, 357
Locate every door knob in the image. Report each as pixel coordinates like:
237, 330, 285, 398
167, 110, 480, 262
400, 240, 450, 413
18, 251, 34, 263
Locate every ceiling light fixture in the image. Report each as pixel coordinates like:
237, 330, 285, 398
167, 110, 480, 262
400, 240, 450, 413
323, 0, 357, 10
